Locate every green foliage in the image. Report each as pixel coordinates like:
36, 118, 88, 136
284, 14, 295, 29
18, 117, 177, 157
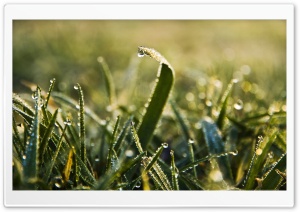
12, 45, 286, 191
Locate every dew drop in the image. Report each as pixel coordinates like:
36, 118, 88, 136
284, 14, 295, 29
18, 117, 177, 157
234, 99, 244, 110
230, 150, 238, 156
64, 119, 72, 126
232, 79, 239, 84
135, 181, 141, 188
50, 78, 56, 83
125, 149, 134, 157
54, 182, 62, 188
22, 155, 26, 160
256, 148, 263, 155
137, 52, 145, 58
170, 150, 174, 156
76, 105, 80, 109
55, 123, 59, 127
31, 92, 37, 99
74, 84, 79, 90
188, 139, 194, 144
205, 100, 212, 107
94, 157, 100, 162
162, 143, 168, 148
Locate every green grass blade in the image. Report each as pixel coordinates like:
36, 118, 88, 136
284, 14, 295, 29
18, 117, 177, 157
13, 117, 25, 153
74, 83, 87, 166
22, 87, 42, 186
261, 153, 286, 190
13, 93, 34, 115
44, 125, 67, 182
97, 57, 117, 106
45, 78, 56, 108
142, 145, 164, 174
243, 129, 278, 190
170, 100, 191, 141
39, 109, 58, 164
106, 116, 120, 172
137, 46, 175, 149
170, 150, 179, 190
114, 116, 132, 154
131, 121, 144, 154
216, 79, 237, 130
96, 152, 146, 190
201, 116, 234, 184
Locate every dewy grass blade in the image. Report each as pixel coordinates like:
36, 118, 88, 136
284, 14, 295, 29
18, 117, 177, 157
243, 129, 278, 190
74, 83, 87, 166
22, 87, 42, 186
44, 125, 67, 182
201, 117, 234, 185
63, 149, 74, 182
106, 116, 120, 172
142, 145, 164, 174
216, 79, 237, 130
114, 116, 132, 154
39, 109, 58, 164
170, 150, 179, 190
13, 117, 25, 153
97, 57, 117, 107
137, 46, 175, 150
131, 121, 144, 154
45, 78, 56, 108
261, 153, 286, 190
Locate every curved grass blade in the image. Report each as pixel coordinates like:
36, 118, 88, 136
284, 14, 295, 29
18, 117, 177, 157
137, 46, 175, 149
22, 87, 42, 186
243, 129, 278, 190
13, 93, 34, 115
39, 109, 58, 164
261, 153, 286, 190
201, 117, 234, 185
216, 79, 237, 130
97, 57, 117, 106
74, 83, 87, 166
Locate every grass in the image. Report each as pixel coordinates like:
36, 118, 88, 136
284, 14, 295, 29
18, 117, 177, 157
12, 20, 286, 190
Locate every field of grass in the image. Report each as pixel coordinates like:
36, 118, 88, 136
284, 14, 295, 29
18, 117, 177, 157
12, 20, 286, 190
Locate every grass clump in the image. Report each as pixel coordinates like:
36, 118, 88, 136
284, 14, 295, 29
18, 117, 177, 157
12, 46, 286, 191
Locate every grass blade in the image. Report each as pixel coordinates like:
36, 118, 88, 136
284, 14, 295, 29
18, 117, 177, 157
22, 87, 42, 186
243, 129, 278, 190
261, 153, 286, 190
170, 150, 179, 190
39, 109, 58, 164
216, 79, 237, 130
201, 116, 234, 185
97, 57, 117, 107
74, 83, 87, 166
142, 145, 164, 174
63, 149, 74, 182
45, 78, 56, 108
137, 46, 175, 149
131, 121, 144, 154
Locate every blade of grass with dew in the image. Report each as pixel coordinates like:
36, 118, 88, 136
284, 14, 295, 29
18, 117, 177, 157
106, 116, 120, 172
22, 87, 42, 186
97, 57, 117, 107
96, 152, 146, 190
13, 117, 25, 157
216, 79, 238, 130
45, 78, 56, 108
39, 109, 58, 164
261, 153, 286, 190
131, 121, 144, 154
74, 83, 87, 166
44, 125, 67, 182
13, 93, 34, 116
137, 46, 175, 149
114, 116, 132, 154
179, 172, 205, 190
201, 116, 234, 185
243, 129, 278, 190
170, 150, 179, 190
142, 145, 164, 174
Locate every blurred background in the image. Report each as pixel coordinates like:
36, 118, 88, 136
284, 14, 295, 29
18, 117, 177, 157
13, 20, 286, 119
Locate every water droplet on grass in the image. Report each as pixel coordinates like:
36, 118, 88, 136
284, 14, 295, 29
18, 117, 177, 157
188, 139, 194, 144
75, 105, 80, 109
234, 99, 243, 110
137, 51, 145, 57
256, 148, 263, 155
31, 92, 37, 99
50, 78, 56, 83
22, 155, 26, 160
74, 85, 79, 90
135, 181, 141, 188
125, 149, 134, 157
162, 143, 168, 148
